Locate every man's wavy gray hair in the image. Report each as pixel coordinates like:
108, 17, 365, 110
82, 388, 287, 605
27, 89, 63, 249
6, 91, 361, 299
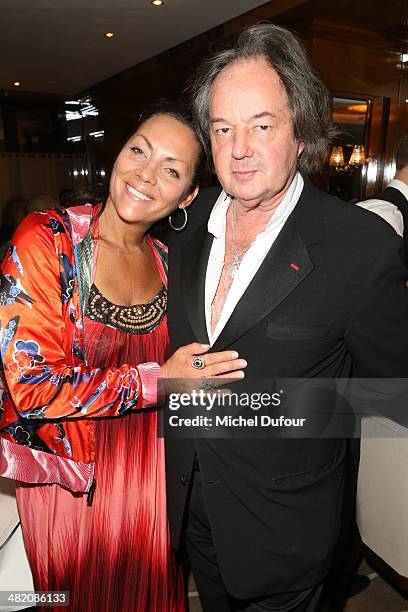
190, 23, 337, 175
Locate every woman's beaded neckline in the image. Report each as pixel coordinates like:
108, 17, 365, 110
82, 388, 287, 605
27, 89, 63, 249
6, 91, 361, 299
85, 283, 167, 335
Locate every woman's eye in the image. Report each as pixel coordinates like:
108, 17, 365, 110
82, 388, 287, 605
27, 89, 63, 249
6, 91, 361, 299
130, 146, 144, 155
165, 168, 180, 179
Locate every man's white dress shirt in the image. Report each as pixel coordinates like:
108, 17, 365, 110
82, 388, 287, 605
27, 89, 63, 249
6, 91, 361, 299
356, 178, 408, 236
205, 172, 304, 345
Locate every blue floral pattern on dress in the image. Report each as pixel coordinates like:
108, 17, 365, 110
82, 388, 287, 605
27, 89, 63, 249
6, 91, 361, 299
46, 217, 66, 235
0, 315, 19, 361
8, 339, 50, 388
59, 253, 75, 303
0, 271, 34, 308
9, 246, 24, 276
4, 420, 55, 453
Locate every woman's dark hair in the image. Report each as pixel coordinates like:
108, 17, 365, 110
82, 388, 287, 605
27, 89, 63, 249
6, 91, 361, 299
96, 99, 206, 220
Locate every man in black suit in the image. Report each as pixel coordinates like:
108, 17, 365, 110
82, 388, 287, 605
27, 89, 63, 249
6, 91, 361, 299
165, 24, 408, 612
357, 132, 408, 247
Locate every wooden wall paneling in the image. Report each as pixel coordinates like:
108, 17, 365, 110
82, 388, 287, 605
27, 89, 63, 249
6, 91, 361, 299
393, 58, 408, 172
0, 153, 87, 213
309, 21, 402, 193
365, 96, 390, 195
1, 105, 19, 152
400, 61, 408, 135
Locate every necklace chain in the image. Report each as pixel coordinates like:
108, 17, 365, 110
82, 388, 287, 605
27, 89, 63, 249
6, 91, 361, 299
229, 202, 255, 279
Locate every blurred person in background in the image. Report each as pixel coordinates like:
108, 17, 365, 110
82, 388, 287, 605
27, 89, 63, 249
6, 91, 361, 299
357, 132, 408, 241
24, 193, 57, 215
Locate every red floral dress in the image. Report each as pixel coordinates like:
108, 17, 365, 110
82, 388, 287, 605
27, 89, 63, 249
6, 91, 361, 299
16, 237, 185, 612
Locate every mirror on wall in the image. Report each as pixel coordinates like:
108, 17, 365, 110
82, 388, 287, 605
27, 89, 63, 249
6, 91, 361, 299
328, 97, 370, 201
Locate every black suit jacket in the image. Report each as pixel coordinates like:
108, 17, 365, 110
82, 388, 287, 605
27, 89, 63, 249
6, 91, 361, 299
165, 177, 408, 598
365, 185, 408, 259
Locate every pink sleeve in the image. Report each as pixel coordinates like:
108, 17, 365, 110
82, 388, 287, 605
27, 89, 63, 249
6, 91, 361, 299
138, 362, 164, 408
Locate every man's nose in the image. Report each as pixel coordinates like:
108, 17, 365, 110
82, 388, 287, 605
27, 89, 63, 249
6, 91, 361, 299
231, 129, 253, 159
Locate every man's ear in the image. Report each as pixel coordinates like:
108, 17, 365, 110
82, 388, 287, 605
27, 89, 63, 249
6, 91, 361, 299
179, 185, 200, 210
297, 142, 305, 157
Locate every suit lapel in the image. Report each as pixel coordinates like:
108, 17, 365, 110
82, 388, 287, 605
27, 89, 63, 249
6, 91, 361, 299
212, 177, 324, 350
181, 222, 213, 344
212, 212, 314, 350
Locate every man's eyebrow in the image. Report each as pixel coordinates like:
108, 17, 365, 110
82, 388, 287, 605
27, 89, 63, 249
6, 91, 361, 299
135, 134, 187, 164
210, 118, 227, 125
252, 112, 277, 120
210, 111, 278, 124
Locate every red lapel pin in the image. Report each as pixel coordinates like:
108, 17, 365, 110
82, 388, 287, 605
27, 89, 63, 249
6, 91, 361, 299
290, 263, 300, 272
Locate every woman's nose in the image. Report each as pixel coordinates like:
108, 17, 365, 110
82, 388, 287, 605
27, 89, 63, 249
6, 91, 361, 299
138, 160, 157, 185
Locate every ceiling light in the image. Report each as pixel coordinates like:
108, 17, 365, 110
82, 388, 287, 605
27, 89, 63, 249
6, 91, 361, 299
13, 81, 21, 87
150, 0, 164, 6
104, 32, 115, 38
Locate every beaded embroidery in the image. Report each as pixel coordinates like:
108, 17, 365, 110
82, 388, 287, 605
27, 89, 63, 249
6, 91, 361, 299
85, 283, 167, 334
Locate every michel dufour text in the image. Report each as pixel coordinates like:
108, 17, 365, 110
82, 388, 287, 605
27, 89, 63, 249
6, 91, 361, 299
167, 391, 308, 429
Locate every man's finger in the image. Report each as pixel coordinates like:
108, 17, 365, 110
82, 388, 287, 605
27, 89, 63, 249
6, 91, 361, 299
199, 351, 240, 367
207, 359, 247, 376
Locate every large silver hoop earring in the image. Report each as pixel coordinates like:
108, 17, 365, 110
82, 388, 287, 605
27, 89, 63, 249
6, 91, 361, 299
169, 207, 188, 232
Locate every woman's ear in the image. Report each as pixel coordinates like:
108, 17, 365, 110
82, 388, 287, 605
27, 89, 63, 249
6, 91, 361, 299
179, 185, 200, 210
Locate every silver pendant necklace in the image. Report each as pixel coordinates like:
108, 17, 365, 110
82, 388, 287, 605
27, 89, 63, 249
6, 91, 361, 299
229, 202, 255, 279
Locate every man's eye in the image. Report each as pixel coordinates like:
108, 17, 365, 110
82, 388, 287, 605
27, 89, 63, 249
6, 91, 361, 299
256, 125, 271, 132
216, 127, 231, 135
165, 168, 180, 179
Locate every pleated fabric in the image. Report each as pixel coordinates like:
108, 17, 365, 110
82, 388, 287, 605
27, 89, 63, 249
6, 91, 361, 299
16, 276, 185, 611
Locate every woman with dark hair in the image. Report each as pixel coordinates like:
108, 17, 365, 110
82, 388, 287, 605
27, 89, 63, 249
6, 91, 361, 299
0, 100, 246, 611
